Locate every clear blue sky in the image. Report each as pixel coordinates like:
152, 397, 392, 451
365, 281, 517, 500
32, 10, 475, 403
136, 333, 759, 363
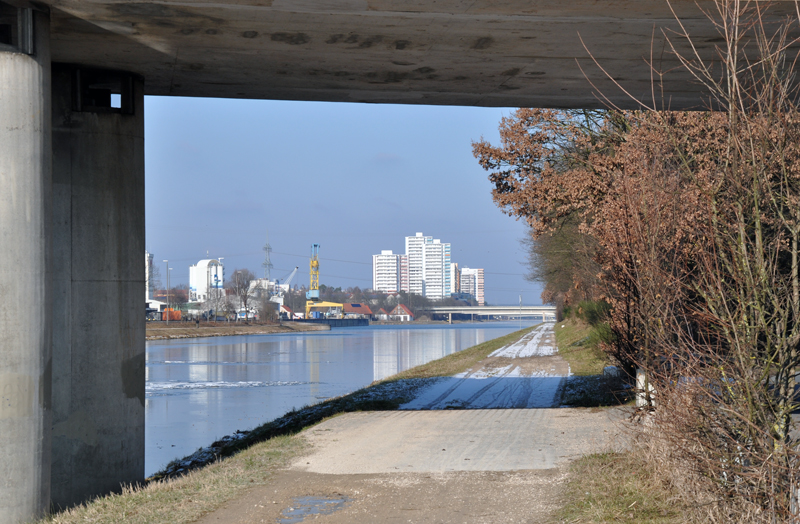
144, 97, 544, 305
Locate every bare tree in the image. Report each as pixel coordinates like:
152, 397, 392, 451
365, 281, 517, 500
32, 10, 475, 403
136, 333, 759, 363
227, 268, 258, 321
148, 260, 162, 298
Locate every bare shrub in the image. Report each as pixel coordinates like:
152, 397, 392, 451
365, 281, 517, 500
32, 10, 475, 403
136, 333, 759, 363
475, 1, 800, 519
603, 2, 800, 519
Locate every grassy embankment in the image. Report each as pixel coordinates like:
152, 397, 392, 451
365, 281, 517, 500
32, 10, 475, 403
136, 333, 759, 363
552, 311, 682, 523
40, 324, 538, 524
145, 321, 329, 340
554, 451, 684, 524
554, 314, 630, 407
44, 436, 305, 524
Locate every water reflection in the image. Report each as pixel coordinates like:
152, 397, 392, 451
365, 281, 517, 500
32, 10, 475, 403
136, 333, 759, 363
145, 321, 536, 476
372, 328, 491, 380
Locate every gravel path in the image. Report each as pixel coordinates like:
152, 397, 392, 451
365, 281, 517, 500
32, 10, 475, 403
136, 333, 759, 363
295, 408, 625, 474
193, 323, 628, 524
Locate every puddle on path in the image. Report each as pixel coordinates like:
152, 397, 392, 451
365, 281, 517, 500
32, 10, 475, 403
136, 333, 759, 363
277, 495, 350, 523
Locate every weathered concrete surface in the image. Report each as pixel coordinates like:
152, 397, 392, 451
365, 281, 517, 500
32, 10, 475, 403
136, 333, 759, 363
294, 408, 625, 474
0, 11, 52, 523
44, 0, 800, 108
50, 66, 146, 509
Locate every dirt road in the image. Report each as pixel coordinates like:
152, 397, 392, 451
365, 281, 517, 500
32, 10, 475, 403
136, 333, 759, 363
197, 469, 569, 524
194, 323, 626, 524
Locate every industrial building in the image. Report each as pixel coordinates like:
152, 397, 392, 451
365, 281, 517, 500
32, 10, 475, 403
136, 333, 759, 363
188, 259, 225, 303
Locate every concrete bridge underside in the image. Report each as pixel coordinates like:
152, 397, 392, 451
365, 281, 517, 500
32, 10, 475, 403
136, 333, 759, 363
43, 0, 800, 109
2, 1, 799, 523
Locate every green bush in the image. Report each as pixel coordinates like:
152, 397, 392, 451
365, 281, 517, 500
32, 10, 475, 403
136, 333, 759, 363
562, 304, 573, 319
575, 300, 611, 326
586, 320, 614, 346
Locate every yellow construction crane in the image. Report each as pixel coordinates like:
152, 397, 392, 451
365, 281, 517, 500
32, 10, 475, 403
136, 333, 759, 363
307, 243, 320, 301
305, 243, 344, 319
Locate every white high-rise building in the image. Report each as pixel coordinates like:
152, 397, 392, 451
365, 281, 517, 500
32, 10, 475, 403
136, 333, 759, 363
422, 240, 451, 300
373, 250, 406, 292
405, 232, 430, 296
399, 254, 409, 292
449, 262, 460, 295
376, 233, 454, 300
189, 259, 225, 302
460, 267, 485, 306
403, 232, 451, 301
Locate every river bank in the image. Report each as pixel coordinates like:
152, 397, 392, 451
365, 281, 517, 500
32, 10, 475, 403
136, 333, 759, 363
145, 318, 508, 340
145, 321, 330, 340
42, 326, 539, 523
41, 323, 631, 524
147, 325, 540, 481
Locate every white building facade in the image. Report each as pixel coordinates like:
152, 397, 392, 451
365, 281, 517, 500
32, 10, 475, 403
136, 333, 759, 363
460, 267, 485, 306
400, 232, 452, 301
404, 232, 429, 296
399, 255, 409, 292
449, 262, 460, 295
377, 232, 483, 302
372, 250, 408, 293
189, 259, 225, 302
421, 240, 451, 300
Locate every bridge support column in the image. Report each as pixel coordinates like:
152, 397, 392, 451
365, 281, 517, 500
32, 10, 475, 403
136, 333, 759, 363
448, 313, 452, 324
50, 65, 145, 508
0, 8, 52, 524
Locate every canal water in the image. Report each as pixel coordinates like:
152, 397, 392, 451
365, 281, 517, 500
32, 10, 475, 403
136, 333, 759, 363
145, 321, 538, 476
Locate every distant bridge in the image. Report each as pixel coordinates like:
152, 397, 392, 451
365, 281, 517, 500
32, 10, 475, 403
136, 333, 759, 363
419, 305, 556, 321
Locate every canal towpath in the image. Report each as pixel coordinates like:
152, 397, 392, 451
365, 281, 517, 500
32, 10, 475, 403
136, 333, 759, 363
193, 322, 626, 524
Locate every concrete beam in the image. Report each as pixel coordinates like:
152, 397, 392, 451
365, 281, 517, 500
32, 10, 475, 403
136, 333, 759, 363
50, 65, 145, 508
35, 1, 800, 108
0, 9, 52, 523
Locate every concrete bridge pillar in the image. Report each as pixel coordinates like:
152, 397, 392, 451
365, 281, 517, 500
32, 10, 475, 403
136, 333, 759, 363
50, 65, 146, 508
0, 7, 52, 523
